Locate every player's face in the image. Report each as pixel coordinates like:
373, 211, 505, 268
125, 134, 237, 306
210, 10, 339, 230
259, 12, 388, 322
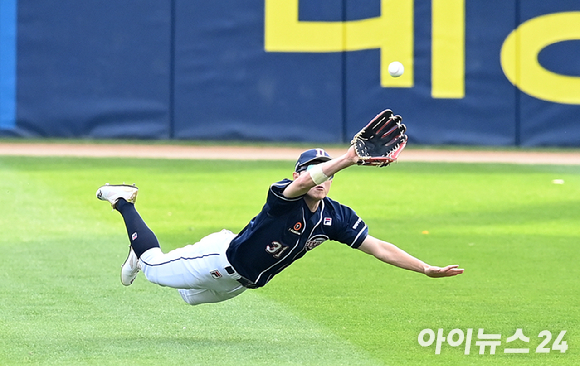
306, 178, 332, 200
296, 169, 332, 200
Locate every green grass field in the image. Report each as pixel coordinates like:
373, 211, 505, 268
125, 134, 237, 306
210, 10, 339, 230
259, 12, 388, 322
0, 155, 578, 365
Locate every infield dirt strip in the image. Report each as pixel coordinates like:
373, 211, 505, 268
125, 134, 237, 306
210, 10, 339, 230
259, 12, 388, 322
1, 142, 580, 165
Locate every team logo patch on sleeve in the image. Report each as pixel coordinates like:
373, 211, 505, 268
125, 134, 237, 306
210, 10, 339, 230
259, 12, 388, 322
324, 217, 332, 226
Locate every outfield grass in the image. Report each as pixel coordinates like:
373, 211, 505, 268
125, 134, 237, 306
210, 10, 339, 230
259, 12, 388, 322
0, 156, 578, 365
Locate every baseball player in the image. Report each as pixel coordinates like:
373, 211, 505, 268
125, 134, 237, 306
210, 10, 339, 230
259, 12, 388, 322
96, 110, 463, 305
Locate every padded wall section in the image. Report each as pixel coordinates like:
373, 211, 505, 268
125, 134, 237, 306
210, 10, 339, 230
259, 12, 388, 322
172, 0, 343, 142
15, 0, 172, 138
516, 0, 580, 146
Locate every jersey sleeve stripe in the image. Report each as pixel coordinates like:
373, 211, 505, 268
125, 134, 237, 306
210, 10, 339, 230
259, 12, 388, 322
349, 224, 368, 247
270, 182, 302, 202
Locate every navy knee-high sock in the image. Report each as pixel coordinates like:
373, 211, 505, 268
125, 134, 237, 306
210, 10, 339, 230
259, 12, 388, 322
115, 198, 160, 258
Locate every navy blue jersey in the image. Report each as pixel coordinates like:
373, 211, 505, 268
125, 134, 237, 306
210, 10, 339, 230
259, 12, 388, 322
226, 179, 368, 287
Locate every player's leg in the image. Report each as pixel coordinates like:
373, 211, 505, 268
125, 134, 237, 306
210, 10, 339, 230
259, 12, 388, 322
178, 285, 246, 306
96, 183, 159, 256
138, 231, 239, 289
97, 184, 245, 304
96, 184, 160, 285
115, 198, 161, 257
138, 230, 246, 305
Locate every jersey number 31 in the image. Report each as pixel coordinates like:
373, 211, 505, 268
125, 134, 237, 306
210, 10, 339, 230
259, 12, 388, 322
266, 241, 289, 259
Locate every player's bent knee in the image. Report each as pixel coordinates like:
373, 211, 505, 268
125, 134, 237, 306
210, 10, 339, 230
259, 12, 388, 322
178, 287, 245, 305
178, 289, 204, 305
178, 288, 224, 305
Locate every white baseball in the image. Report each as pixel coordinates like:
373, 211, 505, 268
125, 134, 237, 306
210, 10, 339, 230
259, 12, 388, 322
388, 61, 404, 77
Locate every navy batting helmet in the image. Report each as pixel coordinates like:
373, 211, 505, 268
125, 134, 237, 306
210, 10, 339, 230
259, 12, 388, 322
295, 148, 332, 173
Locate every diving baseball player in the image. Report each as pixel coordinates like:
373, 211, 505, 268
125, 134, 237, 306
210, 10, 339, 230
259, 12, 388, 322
96, 110, 464, 305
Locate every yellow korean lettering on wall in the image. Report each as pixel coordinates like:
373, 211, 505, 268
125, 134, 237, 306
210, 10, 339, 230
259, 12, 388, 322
501, 12, 580, 105
432, 0, 465, 98
264, 0, 414, 88
265, 1, 579, 105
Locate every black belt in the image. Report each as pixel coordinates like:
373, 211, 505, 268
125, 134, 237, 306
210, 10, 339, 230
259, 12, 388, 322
225, 266, 259, 289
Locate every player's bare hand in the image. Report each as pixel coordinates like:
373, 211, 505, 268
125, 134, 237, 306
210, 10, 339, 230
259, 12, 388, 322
424, 265, 464, 278
345, 145, 360, 165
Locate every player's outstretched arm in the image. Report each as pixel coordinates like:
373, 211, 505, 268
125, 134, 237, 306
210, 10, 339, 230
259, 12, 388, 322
358, 235, 464, 278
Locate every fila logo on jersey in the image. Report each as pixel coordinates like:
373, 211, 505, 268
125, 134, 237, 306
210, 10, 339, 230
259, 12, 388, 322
210, 270, 222, 279
324, 217, 332, 226
305, 234, 329, 250
289, 221, 303, 235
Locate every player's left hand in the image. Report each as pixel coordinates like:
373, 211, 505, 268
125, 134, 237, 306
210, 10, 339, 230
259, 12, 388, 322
351, 109, 408, 167
424, 265, 464, 278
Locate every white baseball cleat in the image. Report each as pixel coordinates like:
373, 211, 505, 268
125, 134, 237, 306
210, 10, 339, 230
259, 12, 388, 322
121, 247, 141, 286
96, 183, 138, 208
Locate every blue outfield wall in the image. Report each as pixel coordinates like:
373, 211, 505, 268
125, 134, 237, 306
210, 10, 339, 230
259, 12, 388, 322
3, 0, 580, 146
13, 0, 172, 138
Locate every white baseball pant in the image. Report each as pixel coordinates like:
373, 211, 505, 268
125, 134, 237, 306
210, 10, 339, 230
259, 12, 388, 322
138, 229, 247, 305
